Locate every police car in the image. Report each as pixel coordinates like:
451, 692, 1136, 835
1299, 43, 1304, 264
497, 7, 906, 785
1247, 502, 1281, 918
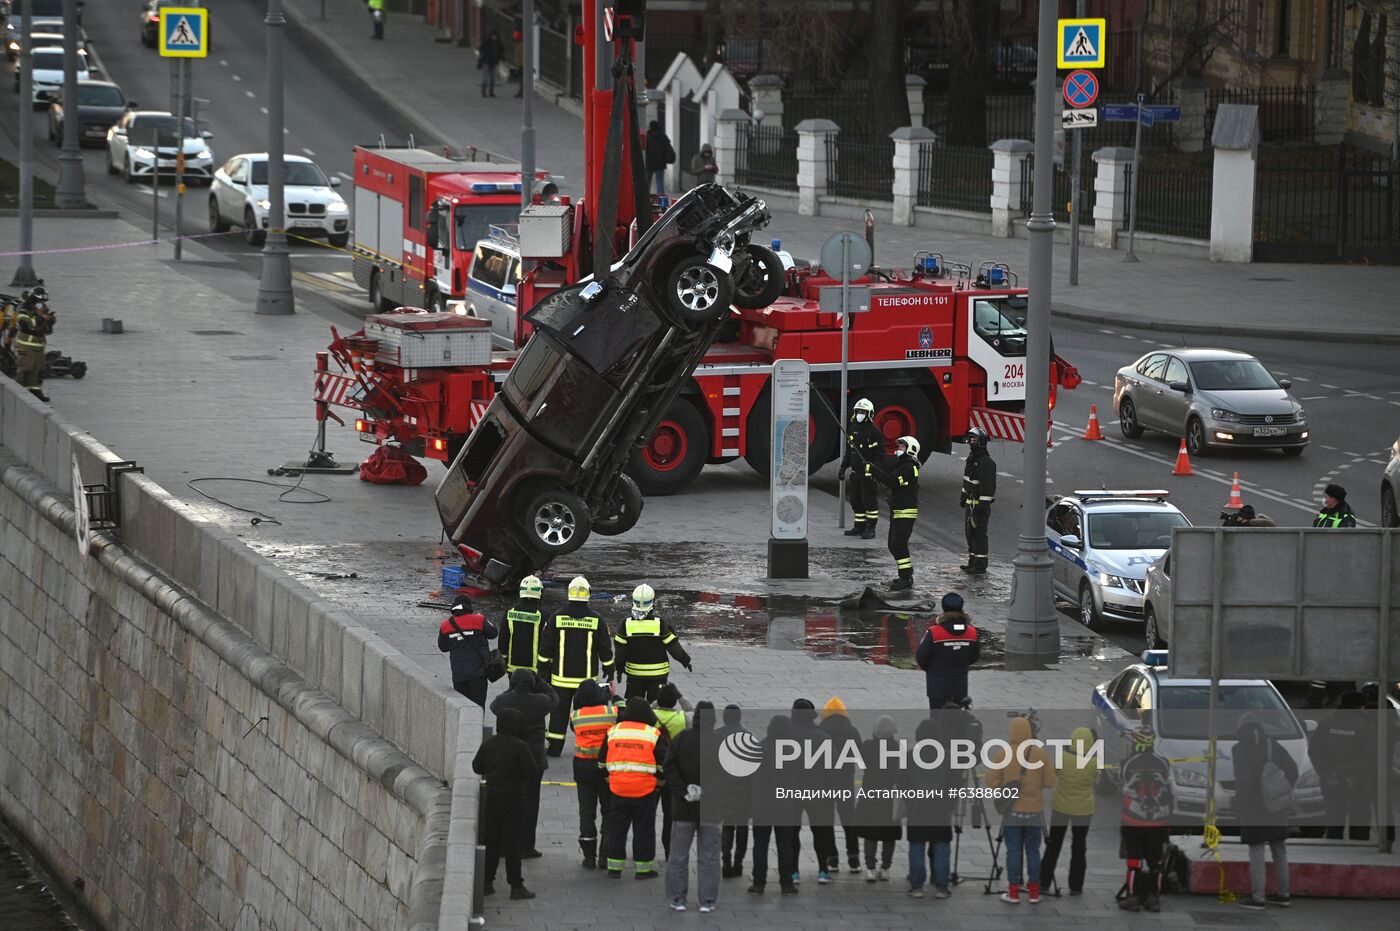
462, 226, 522, 349
1047, 490, 1191, 629
1092, 651, 1324, 826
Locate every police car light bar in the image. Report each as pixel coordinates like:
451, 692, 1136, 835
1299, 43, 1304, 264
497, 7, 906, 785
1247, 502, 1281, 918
1074, 489, 1171, 500
1141, 649, 1170, 668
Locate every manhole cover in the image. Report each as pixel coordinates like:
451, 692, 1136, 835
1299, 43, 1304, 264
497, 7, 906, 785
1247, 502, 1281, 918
1247, 277, 1291, 282
189, 329, 243, 336
228, 355, 277, 361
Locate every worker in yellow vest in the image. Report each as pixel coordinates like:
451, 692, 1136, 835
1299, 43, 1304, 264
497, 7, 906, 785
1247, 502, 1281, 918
499, 574, 546, 673
614, 583, 692, 701
539, 576, 615, 756
569, 679, 617, 869
600, 697, 668, 879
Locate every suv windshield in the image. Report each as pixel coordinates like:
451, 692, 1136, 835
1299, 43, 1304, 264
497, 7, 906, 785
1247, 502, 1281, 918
454, 204, 522, 251
1189, 359, 1278, 391
1086, 510, 1188, 549
251, 161, 329, 186
1155, 685, 1301, 741
77, 85, 125, 107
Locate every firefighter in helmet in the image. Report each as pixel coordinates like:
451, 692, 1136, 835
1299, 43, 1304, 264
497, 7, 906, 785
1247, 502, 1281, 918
613, 583, 692, 702
500, 574, 546, 674
960, 427, 997, 575
861, 434, 920, 591
840, 397, 883, 539
540, 576, 615, 756
13, 287, 54, 402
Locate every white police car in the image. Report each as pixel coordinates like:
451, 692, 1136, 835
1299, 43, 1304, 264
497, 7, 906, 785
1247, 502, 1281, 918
1047, 490, 1191, 629
462, 226, 522, 348
1093, 652, 1324, 826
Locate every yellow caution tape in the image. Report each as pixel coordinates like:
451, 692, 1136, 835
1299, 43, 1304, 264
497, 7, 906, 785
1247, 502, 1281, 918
543, 780, 577, 787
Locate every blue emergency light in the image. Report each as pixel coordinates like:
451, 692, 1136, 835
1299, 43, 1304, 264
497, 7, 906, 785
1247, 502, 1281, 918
771, 239, 782, 251
922, 255, 940, 274
988, 267, 1006, 286
470, 182, 523, 194
1141, 649, 1170, 668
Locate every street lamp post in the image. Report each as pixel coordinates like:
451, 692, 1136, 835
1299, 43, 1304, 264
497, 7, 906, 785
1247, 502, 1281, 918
11, 2, 40, 287
1004, 0, 1060, 663
54, 0, 86, 209
520, 0, 535, 212
255, 0, 294, 314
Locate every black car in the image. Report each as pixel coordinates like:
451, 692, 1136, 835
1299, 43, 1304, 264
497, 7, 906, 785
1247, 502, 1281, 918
435, 183, 778, 583
48, 79, 130, 147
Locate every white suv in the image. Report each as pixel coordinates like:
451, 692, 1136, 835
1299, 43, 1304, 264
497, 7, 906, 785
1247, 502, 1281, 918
209, 153, 349, 247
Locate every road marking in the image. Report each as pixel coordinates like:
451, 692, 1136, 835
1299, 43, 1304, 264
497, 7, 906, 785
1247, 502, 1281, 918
219, 59, 229, 66
1321, 445, 1337, 450
1343, 452, 1362, 458
336, 172, 352, 181
1299, 395, 1327, 401
1321, 383, 1340, 389
1291, 376, 1311, 382
246, 90, 255, 98
301, 148, 315, 156
231, 74, 241, 82
1099, 328, 1116, 334
260, 106, 269, 114
1079, 378, 1100, 387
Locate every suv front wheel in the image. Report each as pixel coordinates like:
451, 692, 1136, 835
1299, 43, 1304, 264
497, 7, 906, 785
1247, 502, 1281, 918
524, 489, 592, 555
663, 255, 734, 328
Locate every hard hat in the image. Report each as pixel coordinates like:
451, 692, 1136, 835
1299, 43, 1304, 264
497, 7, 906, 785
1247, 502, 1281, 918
967, 426, 989, 447
568, 576, 591, 600
853, 398, 875, 415
632, 583, 655, 614
29, 286, 48, 303
518, 574, 543, 599
898, 435, 920, 458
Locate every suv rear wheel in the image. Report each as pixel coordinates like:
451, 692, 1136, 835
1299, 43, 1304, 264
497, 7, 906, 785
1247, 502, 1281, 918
731, 244, 785, 309
524, 489, 592, 555
593, 474, 644, 536
663, 255, 734, 327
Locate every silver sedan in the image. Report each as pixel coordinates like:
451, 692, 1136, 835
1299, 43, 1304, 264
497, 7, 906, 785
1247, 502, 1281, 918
1113, 348, 1308, 457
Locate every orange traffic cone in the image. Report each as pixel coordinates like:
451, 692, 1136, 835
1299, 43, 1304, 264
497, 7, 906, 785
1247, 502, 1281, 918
1082, 405, 1104, 441
1224, 471, 1244, 509
1172, 439, 1193, 476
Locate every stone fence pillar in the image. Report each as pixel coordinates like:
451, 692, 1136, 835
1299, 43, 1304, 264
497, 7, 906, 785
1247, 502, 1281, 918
1175, 78, 1208, 153
1210, 104, 1260, 263
796, 119, 839, 216
1315, 71, 1349, 146
989, 139, 1033, 238
905, 75, 927, 127
714, 109, 749, 188
750, 74, 785, 128
891, 126, 936, 226
1092, 147, 1134, 249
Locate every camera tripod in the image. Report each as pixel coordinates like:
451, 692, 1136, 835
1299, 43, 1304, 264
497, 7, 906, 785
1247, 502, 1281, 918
948, 770, 1003, 891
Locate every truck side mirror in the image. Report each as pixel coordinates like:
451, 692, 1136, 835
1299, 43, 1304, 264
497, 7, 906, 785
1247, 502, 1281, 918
424, 222, 439, 250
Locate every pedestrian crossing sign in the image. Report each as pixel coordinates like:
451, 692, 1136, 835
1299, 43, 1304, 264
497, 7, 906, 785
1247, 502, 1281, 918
1057, 17, 1105, 69
160, 7, 208, 59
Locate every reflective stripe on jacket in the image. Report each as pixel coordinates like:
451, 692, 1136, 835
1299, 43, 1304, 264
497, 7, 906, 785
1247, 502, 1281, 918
570, 704, 617, 760
603, 721, 661, 797
502, 606, 543, 671
614, 615, 687, 678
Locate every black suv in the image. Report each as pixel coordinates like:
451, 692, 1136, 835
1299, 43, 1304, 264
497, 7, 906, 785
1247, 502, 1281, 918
435, 183, 777, 583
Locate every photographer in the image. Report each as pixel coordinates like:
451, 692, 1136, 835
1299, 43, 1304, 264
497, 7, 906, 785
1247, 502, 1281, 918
1221, 505, 1275, 527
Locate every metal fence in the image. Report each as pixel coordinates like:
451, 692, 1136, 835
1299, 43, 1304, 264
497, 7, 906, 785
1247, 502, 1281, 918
921, 91, 1035, 148
1120, 156, 1213, 240
1206, 85, 1315, 144
825, 136, 895, 201
916, 145, 992, 214
735, 123, 799, 192
1019, 155, 1097, 223
1254, 145, 1400, 264
539, 26, 570, 94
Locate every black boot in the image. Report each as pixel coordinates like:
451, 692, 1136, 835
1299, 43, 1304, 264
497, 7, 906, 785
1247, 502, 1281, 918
844, 523, 864, 536
29, 388, 50, 403
860, 527, 877, 539
580, 836, 597, 869
889, 576, 913, 592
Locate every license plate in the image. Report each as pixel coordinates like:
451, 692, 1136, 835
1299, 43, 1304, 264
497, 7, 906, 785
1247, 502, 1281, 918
292, 219, 322, 228
1254, 426, 1286, 437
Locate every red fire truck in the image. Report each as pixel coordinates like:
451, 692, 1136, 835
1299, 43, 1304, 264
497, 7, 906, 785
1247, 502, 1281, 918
350, 146, 546, 314
315, 0, 1079, 487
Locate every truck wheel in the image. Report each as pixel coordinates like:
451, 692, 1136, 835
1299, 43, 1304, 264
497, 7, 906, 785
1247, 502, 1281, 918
69, 361, 87, 379
369, 271, 395, 313
523, 489, 592, 556
429, 289, 448, 314
867, 387, 938, 462
731, 244, 785, 309
593, 474, 645, 536
626, 400, 708, 496
744, 385, 838, 477
662, 255, 734, 328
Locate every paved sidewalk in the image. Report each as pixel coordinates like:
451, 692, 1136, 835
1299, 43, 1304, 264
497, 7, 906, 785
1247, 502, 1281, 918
285, 0, 1400, 344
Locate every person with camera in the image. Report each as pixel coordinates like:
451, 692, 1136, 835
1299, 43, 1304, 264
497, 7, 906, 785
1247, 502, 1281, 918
13, 287, 54, 402
915, 593, 981, 709
1222, 505, 1275, 527
438, 595, 498, 707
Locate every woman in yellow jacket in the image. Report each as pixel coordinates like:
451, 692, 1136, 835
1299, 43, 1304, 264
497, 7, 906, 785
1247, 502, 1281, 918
984, 715, 1055, 904
1040, 726, 1099, 895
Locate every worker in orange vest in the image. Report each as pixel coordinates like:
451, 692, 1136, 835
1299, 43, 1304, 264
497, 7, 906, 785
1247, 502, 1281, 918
570, 680, 618, 869
599, 697, 669, 879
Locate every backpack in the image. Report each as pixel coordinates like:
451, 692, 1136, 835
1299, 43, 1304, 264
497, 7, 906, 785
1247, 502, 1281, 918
1259, 741, 1295, 814
1161, 843, 1191, 894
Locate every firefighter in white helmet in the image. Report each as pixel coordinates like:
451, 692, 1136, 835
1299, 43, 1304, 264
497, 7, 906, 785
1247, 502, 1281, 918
858, 435, 921, 591
539, 576, 615, 756
613, 583, 692, 702
500, 574, 547, 674
960, 427, 997, 575
839, 398, 883, 539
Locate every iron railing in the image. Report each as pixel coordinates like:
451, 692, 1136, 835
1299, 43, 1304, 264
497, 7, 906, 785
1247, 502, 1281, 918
825, 136, 895, 201
1120, 157, 1213, 240
1019, 155, 1097, 223
916, 145, 993, 214
1206, 85, 1315, 144
735, 123, 799, 191
539, 26, 570, 93
921, 91, 1036, 148
1254, 145, 1399, 263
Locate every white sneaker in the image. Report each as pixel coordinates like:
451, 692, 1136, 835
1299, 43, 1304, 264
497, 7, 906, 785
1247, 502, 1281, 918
865, 868, 876, 882
1000, 891, 1021, 904
877, 868, 889, 882
669, 902, 686, 911
699, 905, 714, 913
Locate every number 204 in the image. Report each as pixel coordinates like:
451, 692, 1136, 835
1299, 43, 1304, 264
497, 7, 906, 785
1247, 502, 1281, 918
1003, 363, 1024, 380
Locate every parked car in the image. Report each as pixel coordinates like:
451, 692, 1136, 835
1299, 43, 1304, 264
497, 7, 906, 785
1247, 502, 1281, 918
1383, 435, 1400, 527
106, 110, 213, 184
6, 29, 62, 61
1046, 489, 1192, 629
47, 79, 129, 146
1093, 656, 1325, 827
464, 232, 523, 348
18, 46, 87, 106
1142, 550, 1173, 649
435, 183, 776, 583
208, 153, 348, 247
1114, 348, 1309, 457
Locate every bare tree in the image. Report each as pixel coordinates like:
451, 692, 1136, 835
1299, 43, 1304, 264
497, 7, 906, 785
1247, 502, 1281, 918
860, 0, 916, 140
943, 0, 998, 147
1139, 0, 1249, 98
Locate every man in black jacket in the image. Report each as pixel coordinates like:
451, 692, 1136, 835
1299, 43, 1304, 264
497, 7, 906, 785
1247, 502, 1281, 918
472, 708, 538, 899
490, 669, 558, 858
716, 704, 752, 878
644, 120, 676, 196
540, 576, 615, 756
914, 594, 981, 709
960, 427, 996, 574
665, 702, 721, 912
862, 435, 921, 591
840, 398, 883, 539
499, 574, 546, 674
787, 699, 837, 883
437, 596, 498, 707
615, 583, 692, 701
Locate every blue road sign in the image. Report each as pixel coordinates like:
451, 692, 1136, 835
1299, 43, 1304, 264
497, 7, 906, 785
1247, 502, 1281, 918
1057, 18, 1106, 69
1102, 104, 1139, 122
1143, 105, 1181, 122
160, 7, 208, 59
1063, 70, 1099, 108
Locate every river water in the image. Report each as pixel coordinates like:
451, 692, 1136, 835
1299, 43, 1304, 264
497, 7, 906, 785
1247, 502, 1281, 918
0, 833, 82, 930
